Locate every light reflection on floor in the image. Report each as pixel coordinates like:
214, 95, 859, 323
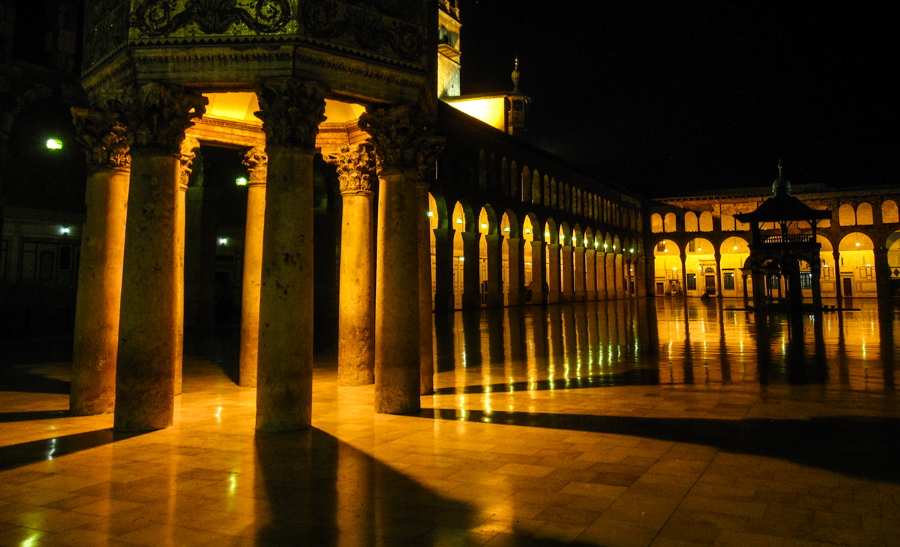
1, 297, 899, 546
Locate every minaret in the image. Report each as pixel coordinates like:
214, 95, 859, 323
506, 58, 530, 136
437, 0, 461, 98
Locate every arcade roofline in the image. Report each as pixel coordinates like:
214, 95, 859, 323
651, 183, 900, 203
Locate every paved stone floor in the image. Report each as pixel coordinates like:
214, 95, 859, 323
1, 298, 899, 546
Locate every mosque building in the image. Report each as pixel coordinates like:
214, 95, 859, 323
1, 0, 898, 432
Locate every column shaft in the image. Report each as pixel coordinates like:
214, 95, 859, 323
507, 238, 524, 306
461, 231, 481, 309
485, 234, 503, 308
70, 167, 129, 415
530, 240, 546, 304
416, 184, 433, 394
374, 170, 420, 413
338, 193, 376, 385
239, 177, 266, 387
547, 243, 561, 304
560, 245, 574, 302
256, 147, 315, 430
115, 152, 181, 430
573, 247, 586, 301
596, 252, 608, 300
433, 228, 455, 312
585, 249, 597, 300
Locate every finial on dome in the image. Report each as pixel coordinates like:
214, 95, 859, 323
772, 159, 791, 197
511, 57, 520, 92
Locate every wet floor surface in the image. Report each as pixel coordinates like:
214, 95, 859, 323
1, 298, 899, 546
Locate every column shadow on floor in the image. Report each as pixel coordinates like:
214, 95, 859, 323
253, 427, 593, 546
421, 408, 900, 483
0, 429, 145, 472
0, 409, 70, 423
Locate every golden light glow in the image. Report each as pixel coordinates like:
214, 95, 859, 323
203, 92, 364, 124
445, 97, 505, 130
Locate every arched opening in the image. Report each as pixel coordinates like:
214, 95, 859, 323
653, 239, 683, 296
856, 202, 873, 225
684, 237, 716, 296
839, 204, 856, 226
719, 237, 750, 297
882, 200, 899, 223
451, 201, 468, 309
664, 212, 677, 232
838, 233, 876, 297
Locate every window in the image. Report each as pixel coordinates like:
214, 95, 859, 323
687, 273, 697, 291
688, 240, 696, 252
800, 272, 812, 289
723, 272, 735, 290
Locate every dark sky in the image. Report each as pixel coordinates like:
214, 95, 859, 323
459, 1, 892, 197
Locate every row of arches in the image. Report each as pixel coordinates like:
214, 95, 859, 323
426, 193, 645, 309
839, 200, 899, 226
442, 146, 642, 232
651, 230, 900, 299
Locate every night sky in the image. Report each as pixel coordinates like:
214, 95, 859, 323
459, 1, 892, 197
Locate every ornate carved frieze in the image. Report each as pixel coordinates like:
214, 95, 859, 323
416, 132, 445, 185
358, 104, 439, 174
179, 136, 201, 189
243, 146, 269, 185
71, 103, 131, 171
118, 83, 208, 155
325, 144, 376, 196
255, 79, 327, 149
131, 0, 293, 36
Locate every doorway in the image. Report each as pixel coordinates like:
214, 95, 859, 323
842, 277, 853, 297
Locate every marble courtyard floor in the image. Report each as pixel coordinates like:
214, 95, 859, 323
1, 298, 900, 546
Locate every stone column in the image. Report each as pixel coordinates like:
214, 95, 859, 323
606, 252, 616, 299
585, 248, 597, 300
596, 251, 608, 300
679, 251, 688, 298
324, 145, 377, 386
115, 84, 207, 431
530, 240, 546, 304
507, 237, 525, 306
560, 244, 574, 302
254, 79, 326, 431
811, 257, 823, 310
547, 243, 561, 304
69, 105, 130, 416
485, 234, 503, 308
238, 146, 268, 387
433, 228, 455, 312
874, 247, 891, 300
415, 137, 443, 395
616, 254, 626, 298
461, 231, 481, 309
360, 104, 437, 414
174, 136, 199, 396
635, 257, 648, 298
833, 250, 843, 301
714, 250, 723, 299
574, 246, 586, 301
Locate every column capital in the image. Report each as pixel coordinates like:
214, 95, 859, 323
243, 146, 268, 186
119, 83, 207, 155
255, 79, 327, 149
358, 103, 441, 175
324, 144, 376, 196
71, 103, 130, 171
179, 136, 200, 191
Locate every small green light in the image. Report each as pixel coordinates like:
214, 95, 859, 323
235, 177, 248, 186
46, 138, 63, 150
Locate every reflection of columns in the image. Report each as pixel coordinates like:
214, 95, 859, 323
461, 231, 481, 309
560, 244, 574, 301
617, 255, 626, 298
433, 228, 455, 312
238, 147, 267, 387
530, 240, 546, 304
485, 234, 503, 308
596, 252, 607, 300
573, 247, 586, 301
115, 83, 207, 431
326, 145, 377, 386
585, 249, 597, 300
874, 247, 891, 300
174, 136, 199, 396
69, 105, 130, 416
254, 79, 326, 431
360, 104, 439, 414
507, 237, 524, 306
547, 243, 561, 304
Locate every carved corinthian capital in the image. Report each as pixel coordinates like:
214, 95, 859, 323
254, 79, 327, 149
243, 146, 268, 185
416, 132, 445, 186
71, 103, 131, 171
325, 144, 377, 196
358, 103, 439, 174
179, 136, 200, 190
118, 83, 207, 155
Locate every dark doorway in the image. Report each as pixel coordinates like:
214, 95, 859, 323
705, 275, 716, 296
842, 277, 853, 297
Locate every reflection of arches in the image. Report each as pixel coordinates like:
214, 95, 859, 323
839, 203, 856, 226
684, 212, 698, 232
882, 200, 899, 223
856, 202, 873, 225
664, 212, 677, 232
699, 211, 713, 232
